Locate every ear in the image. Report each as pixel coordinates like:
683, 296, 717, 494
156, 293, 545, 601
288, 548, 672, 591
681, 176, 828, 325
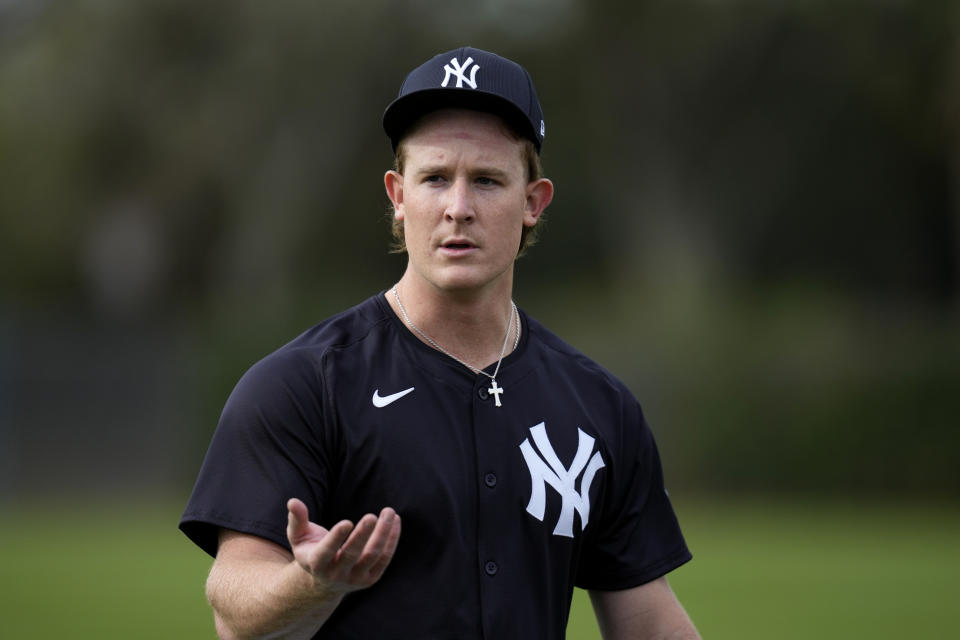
522, 178, 554, 228
384, 170, 405, 221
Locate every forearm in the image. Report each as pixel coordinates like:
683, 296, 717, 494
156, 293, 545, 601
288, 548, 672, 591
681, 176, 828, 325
603, 603, 700, 640
596, 608, 700, 640
590, 578, 700, 640
206, 553, 343, 640
205, 503, 401, 639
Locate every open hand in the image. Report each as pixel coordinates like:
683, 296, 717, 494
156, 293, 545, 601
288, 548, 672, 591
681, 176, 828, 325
285, 498, 402, 595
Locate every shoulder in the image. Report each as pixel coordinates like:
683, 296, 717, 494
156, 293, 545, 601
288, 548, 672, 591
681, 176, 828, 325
227, 294, 393, 405
523, 311, 633, 400
281, 293, 393, 358
261, 293, 390, 366
520, 310, 651, 458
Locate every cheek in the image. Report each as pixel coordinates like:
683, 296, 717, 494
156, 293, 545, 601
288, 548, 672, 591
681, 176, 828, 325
401, 211, 432, 250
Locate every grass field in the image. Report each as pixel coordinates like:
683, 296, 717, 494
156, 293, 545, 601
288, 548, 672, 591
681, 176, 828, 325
1, 497, 956, 638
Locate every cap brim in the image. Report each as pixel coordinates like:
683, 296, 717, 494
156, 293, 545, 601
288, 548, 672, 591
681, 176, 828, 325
382, 88, 541, 152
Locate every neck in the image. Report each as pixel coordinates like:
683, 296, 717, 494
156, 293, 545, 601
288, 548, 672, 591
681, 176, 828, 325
387, 274, 518, 370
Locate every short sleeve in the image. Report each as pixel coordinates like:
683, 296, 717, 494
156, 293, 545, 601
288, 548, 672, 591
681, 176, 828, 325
179, 348, 335, 557
575, 398, 691, 590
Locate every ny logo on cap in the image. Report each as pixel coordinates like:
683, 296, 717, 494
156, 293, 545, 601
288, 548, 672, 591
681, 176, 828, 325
441, 56, 480, 89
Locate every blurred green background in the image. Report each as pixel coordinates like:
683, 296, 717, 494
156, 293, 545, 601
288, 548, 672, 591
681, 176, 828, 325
1, 0, 957, 637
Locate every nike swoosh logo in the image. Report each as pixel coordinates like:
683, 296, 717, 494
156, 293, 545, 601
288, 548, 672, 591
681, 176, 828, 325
372, 387, 415, 408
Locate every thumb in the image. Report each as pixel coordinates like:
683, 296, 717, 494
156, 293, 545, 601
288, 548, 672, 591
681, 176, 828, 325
286, 497, 310, 543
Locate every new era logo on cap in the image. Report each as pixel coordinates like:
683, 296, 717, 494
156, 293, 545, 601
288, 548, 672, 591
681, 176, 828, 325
383, 46, 545, 153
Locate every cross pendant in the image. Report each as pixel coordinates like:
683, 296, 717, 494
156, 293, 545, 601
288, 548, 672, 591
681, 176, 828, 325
488, 380, 504, 407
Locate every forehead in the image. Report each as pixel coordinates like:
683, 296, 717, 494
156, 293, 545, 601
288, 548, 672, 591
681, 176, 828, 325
401, 109, 524, 167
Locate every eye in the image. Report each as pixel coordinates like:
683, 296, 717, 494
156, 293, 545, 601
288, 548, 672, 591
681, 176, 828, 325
475, 176, 499, 186
424, 174, 446, 185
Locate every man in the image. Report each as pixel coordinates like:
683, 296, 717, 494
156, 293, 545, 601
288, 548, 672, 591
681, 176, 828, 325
181, 46, 700, 639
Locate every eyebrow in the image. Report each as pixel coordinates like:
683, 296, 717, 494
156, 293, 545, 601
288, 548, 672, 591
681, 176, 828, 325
414, 165, 512, 179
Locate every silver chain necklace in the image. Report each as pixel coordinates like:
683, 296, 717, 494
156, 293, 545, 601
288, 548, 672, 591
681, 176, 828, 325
392, 285, 519, 407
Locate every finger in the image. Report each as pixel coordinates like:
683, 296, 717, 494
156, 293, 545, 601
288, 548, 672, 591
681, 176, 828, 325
367, 513, 402, 579
332, 514, 378, 567
304, 519, 355, 571
353, 508, 398, 572
286, 498, 311, 544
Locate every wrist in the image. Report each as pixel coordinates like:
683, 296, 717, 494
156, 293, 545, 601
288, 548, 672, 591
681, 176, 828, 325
289, 560, 349, 605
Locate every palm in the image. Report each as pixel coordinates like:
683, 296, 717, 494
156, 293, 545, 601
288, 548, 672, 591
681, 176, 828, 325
290, 518, 331, 550
285, 498, 402, 593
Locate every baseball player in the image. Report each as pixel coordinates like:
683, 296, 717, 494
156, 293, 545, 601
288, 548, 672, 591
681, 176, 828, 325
181, 46, 699, 639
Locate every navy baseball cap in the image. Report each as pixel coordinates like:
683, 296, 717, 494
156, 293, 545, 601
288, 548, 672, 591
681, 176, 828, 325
383, 46, 545, 153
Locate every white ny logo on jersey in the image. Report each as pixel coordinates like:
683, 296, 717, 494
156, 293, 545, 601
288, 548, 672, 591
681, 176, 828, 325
519, 423, 605, 537
441, 56, 480, 89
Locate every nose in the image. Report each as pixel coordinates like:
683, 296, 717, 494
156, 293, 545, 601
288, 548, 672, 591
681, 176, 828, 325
444, 177, 475, 223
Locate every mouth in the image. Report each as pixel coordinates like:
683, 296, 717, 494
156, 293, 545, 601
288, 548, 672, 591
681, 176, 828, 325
441, 239, 477, 251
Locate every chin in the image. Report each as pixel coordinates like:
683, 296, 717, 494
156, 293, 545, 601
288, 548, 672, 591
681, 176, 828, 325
434, 275, 487, 293
433, 267, 511, 294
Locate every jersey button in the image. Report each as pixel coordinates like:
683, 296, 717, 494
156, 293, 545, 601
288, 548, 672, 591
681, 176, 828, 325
484, 473, 497, 488
478, 387, 489, 400
484, 561, 499, 576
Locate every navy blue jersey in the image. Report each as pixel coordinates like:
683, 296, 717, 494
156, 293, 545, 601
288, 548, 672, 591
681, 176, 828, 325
180, 293, 691, 639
